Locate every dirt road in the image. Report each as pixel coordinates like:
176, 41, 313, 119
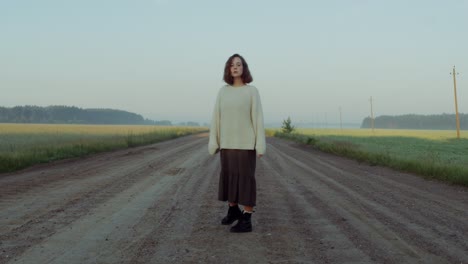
0, 133, 467, 264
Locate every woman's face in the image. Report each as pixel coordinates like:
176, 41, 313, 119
230, 57, 243, 78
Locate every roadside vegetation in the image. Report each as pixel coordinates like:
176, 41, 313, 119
269, 119, 468, 186
0, 124, 206, 173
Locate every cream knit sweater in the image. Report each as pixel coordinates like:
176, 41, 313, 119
208, 84, 266, 155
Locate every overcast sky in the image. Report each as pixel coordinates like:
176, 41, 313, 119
1, 0, 467, 126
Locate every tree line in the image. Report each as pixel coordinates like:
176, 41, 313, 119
361, 113, 467, 130
0, 105, 173, 125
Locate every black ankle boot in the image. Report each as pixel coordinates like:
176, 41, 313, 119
221, 204, 242, 225
230, 211, 252, 233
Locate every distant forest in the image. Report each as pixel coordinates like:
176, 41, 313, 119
361, 114, 467, 130
0, 105, 174, 125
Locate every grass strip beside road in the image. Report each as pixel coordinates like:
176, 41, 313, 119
271, 129, 468, 187
0, 124, 206, 173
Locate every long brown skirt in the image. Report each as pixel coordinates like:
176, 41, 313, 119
218, 149, 257, 207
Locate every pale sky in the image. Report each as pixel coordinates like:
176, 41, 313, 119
1, 0, 467, 126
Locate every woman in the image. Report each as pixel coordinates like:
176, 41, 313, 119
208, 53, 266, 233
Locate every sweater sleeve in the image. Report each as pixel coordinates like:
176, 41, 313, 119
208, 90, 221, 155
251, 87, 266, 155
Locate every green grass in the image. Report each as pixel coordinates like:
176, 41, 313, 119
0, 124, 207, 173
269, 128, 468, 186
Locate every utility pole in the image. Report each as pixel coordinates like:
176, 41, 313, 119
339, 107, 343, 130
370, 96, 375, 132
450, 66, 461, 139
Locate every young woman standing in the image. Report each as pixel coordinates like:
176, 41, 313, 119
208, 53, 266, 233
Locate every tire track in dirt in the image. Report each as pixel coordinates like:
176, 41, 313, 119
0, 134, 206, 263
268, 144, 425, 263
293, 142, 467, 219
267, 137, 468, 263
0, 134, 203, 233
303, 149, 468, 251
257, 150, 374, 264
124, 146, 219, 263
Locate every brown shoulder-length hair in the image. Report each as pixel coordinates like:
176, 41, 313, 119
223, 54, 253, 85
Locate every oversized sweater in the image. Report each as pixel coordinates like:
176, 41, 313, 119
208, 84, 266, 155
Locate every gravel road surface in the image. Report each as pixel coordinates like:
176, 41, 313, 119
1, 133, 467, 263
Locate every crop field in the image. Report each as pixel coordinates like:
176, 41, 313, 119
271, 128, 468, 186
0, 123, 206, 172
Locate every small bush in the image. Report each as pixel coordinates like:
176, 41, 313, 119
281, 117, 295, 134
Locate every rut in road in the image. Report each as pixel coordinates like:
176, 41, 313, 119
0, 133, 466, 264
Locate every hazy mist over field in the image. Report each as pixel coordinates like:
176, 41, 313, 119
1, 0, 467, 126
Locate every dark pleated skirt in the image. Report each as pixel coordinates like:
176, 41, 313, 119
218, 149, 257, 207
